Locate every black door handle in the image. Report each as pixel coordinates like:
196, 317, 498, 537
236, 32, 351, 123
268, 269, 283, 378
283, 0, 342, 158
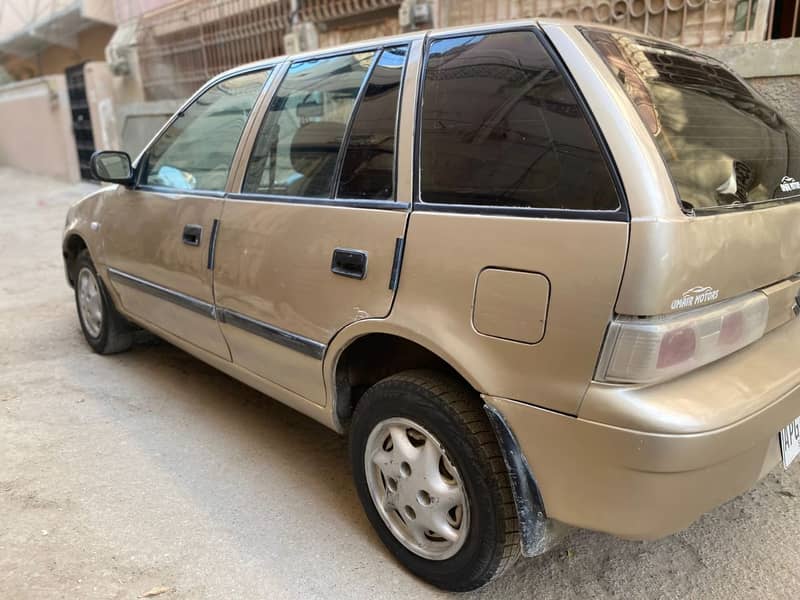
182, 224, 202, 246
331, 248, 368, 280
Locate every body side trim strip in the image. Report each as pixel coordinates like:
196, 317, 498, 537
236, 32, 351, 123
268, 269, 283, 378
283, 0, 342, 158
218, 307, 326, 360
107, 267, 216, 319
106, 268, 327, 359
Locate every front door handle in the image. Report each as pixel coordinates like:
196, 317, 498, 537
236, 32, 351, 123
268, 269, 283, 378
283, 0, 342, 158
331, 248, 367, 280
182, 224, 202, 246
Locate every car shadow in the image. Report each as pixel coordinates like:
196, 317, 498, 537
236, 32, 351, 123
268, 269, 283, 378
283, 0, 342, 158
76, 332, 800, 599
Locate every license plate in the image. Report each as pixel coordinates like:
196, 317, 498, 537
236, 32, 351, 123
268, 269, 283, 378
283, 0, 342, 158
780, 416, 800, 468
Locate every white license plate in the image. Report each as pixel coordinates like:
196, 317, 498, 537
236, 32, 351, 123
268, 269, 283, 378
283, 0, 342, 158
780, 416, 800, 469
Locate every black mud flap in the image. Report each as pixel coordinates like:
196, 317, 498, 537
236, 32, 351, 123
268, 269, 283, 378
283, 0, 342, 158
484, 403, 570, 557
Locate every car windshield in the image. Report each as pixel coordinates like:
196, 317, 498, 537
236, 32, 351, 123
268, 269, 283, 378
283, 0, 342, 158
584, 28, 800, 213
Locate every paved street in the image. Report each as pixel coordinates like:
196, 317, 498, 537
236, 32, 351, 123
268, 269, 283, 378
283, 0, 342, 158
1, 166, 800, 599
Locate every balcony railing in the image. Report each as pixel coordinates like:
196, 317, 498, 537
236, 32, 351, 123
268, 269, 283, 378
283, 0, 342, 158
438, 0, 800, 47
135, 0, 800, 100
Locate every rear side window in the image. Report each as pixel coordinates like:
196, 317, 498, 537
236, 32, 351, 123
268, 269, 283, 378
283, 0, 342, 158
243, 51, 375, 197
337, 46, 407, 200
419, 31, 619, 211
584, 29, 800, 213
141, 69, 269, 193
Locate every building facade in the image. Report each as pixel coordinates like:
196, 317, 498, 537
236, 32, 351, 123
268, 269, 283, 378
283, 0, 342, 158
0, 0, 798, 180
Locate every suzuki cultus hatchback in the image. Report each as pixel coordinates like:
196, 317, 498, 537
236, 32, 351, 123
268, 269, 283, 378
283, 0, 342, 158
63, 20, 800, 591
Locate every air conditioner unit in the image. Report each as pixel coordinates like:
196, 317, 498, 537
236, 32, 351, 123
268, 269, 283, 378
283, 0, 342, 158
399, 1, 433, 30
106, 22, 137, 77
283, 21, 319, 54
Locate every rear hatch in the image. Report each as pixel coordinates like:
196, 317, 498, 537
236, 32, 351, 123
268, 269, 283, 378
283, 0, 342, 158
582, 29, 800, 384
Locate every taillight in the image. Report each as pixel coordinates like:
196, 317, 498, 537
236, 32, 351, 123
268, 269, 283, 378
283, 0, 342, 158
596, 292, 768, 384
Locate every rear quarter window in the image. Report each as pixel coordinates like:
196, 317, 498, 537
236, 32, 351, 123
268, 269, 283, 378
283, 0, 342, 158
418, 30, 620, 211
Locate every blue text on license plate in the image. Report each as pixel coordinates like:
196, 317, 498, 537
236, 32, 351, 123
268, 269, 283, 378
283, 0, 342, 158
780, 416, 800, 469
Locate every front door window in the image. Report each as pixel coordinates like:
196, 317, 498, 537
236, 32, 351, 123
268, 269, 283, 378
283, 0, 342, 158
141, 69, 270, 193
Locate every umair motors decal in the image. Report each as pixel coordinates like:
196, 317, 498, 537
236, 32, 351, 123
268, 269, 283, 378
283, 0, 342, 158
780, 176, 800, 193
671, 286, 720, 310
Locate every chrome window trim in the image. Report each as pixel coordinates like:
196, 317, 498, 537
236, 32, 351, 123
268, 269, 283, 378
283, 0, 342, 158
413, 202, 629, 221
132, 186, 226, 199
107, 267, 216, 319
217, 308, 326, 360
226, 193, 409, 211
395, 38, 424, 205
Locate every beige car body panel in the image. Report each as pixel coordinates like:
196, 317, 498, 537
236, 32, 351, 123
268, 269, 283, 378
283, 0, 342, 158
367, 213, 627, 415
63, 20, 800, 543
101, 188, 230, 358
212, 201, 407, 405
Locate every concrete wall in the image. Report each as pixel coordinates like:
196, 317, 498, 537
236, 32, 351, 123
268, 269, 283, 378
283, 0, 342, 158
117, 100, 181, 158
2, 24, 115, 81
703, 38, 800, 132
749, 76, 800, 132
0, 76, 80, 182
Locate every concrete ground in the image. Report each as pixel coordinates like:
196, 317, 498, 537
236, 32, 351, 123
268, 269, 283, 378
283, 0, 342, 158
1, 166, 799, 600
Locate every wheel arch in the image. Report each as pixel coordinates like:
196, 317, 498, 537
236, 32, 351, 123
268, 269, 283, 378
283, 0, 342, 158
63, 233, 88, 286
330, 323, 568, 561
325, 321, 483, 432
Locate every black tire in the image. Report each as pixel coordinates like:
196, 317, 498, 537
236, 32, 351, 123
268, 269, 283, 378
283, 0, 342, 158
74, 250, 134, 355
350, 369, 520, 591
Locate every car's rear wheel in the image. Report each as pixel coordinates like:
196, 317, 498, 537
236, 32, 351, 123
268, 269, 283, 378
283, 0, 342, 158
350, 370, 520, 591
74, 250, 133, 355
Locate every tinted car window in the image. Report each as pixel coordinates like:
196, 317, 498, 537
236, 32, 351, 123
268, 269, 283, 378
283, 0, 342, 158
337, 46, 407, 200
243, 51, 375, 197
584, 29, 800, 213
141, 70, 269, 192
419, 31, 619, 210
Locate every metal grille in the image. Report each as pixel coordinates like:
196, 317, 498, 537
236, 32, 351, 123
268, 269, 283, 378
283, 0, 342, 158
137, 0, 290, 100
136, 0, 402, 100
65, 63, 96, 180
135, 0, 800, 100
298, 0, 401, 20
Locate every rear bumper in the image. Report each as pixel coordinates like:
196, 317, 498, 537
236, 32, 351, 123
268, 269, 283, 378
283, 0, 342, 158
488, 318, 800, 540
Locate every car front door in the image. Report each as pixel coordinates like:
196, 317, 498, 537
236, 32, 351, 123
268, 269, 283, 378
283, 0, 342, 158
213, 45, 413, 404
102, 68, 272, 358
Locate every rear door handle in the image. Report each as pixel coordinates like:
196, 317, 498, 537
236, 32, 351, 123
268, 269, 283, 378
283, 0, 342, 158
331, 248, 367, 280
182, 224, 202, 246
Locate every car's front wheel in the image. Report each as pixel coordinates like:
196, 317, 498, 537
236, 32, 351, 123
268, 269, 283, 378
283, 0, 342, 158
350, 370, 520, 591
74, 250, 133, 355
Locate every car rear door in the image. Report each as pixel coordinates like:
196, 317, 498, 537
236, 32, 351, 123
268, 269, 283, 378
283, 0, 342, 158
386, 27, 630, 416
102, 68, 272, 358
213, 44, 415, 405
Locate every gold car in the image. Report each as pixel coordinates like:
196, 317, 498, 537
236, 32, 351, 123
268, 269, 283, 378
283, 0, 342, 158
63, 20, 800, 591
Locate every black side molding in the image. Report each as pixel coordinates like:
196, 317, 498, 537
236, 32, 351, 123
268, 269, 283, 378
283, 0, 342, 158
207, 218, 220, 270
217, 308, 326, 359
388, 237, 405, 290
107, 267, 216, 319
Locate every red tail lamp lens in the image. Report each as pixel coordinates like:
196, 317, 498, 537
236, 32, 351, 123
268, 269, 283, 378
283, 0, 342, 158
719, 311, 744, 345
656, 327, 696, 368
